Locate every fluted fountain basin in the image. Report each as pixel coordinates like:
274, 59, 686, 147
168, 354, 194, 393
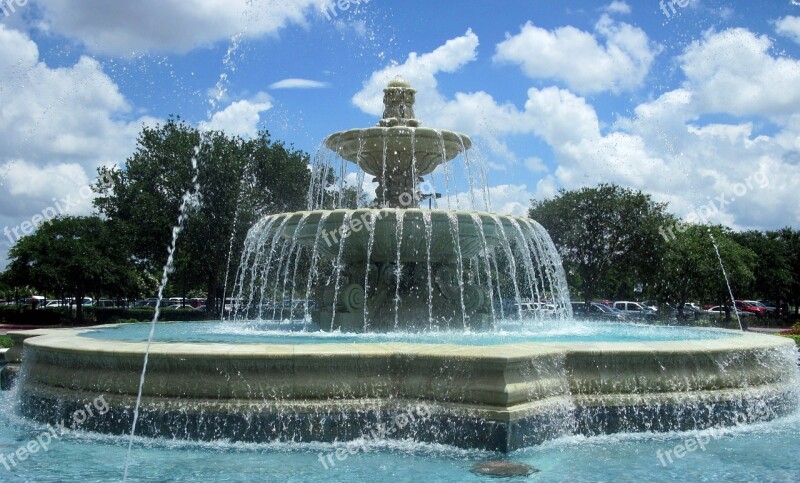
7, 326, 798, 452
264, 209, 528, 263
324, 127, 471, 177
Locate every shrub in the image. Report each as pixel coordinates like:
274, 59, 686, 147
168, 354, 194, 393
0, 306, 73, 326
780, 334, 800, 347
0, 335, 12, 349
91, 308, 209, 324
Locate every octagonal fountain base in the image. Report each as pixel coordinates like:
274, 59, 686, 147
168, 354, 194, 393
7, 327, 799, 452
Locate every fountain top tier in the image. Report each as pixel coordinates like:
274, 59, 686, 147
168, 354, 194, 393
324, 77, 472, 208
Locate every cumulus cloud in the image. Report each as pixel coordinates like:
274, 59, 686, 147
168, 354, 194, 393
200, 94, 272, 138
269, 78, 331, 89
775, 15, 800, 45
493, 15, 658, 94
0, 25, 158, 263
438, 184, 535, 216
679, 28, 800, 118
36, 0, 320, 56
353, 27, 800, 231
604, 1, 632, 15
352, 29, 479, 116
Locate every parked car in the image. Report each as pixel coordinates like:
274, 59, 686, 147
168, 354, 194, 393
514, 302, 557, 318
94, 299, 119, 308
734, 300, 767, 318
743, 300, 775, 315
705, 306, 755, 317
641, 300, 659, 312
612, 301, 657, 320
756, 300, 779, 314
572, 302, 626, 320
667, 303, 703, 320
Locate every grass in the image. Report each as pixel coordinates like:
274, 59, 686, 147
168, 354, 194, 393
0, 335, 12, 349
780, 334, 800, 347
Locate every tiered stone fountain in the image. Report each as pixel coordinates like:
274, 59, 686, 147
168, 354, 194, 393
2, 79, 798, 453
230, 77, 571, 331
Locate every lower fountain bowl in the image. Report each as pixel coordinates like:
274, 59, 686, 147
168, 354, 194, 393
10, 326, 799, 452
268, 209, 524, 263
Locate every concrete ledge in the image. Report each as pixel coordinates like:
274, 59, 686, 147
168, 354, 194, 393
12, 327, 800, 452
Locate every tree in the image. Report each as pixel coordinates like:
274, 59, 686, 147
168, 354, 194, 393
730, 230, 793, 305
3, 216, 142, 321
529, 184, 670, 305
658, 224, 756, 321
774, 228, 800, 315
94, 118, 311, 313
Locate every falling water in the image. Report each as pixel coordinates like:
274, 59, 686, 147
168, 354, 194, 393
423, 210, 434, 328
492, 214, 523, 319
276, 213, 309, 320
363, 210, 378, 330
305, 212, 331, 321
709, 230, 745, 331
122, 145, 201, 482
330, 212, 353, 330
447, 212, 468, 327
470, 213, 497, 322
393, 210, 405, 329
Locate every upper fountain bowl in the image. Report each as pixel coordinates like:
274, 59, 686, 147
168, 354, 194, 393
324, 76, 472, 178
324, 127, 471, 177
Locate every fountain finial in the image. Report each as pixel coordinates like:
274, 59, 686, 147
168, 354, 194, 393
380, 76, 421, 127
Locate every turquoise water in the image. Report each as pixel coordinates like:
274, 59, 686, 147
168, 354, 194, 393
81, 320, 742, 345
1, 388, 798, 482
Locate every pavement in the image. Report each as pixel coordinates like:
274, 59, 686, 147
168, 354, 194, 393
0, 325, 59, 335
749, 327, 790, 334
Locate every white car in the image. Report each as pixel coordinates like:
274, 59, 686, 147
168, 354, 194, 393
705, 306, 754, 317
613, 301, 657, 319
514, 302, 557, 318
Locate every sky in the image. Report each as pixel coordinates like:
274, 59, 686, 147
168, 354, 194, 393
1, 0, 800, 267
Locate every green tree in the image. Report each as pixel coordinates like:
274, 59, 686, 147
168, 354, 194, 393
94, 119, 311, 313
775, 228, 800, 314
730, 230, 793, 305
529, 184, 670, 305
659, 225, 756, 321
3, 216, 142, 321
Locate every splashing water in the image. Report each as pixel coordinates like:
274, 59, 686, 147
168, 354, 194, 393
122, 147, 201, 481
708, 230, 744, 332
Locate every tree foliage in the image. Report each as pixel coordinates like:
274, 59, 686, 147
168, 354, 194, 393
94, 118, 311, 312
658, 224, 756, 320
3, 216, 143, 321
529, 184, 670, 304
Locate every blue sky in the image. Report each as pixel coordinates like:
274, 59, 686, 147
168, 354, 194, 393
1, 0, 800, 266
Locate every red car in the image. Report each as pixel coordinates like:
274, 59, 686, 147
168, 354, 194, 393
734, 300, 767, 318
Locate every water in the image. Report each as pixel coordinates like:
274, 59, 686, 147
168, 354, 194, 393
81, 320, 742, 345
709, 230, 745, 331
122, 144, 200, 481
1, 388, 798, 482
229, 209, 573, 331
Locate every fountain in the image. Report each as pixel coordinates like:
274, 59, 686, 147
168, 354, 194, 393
1, 80, 798, 460
228, 77, 570, 331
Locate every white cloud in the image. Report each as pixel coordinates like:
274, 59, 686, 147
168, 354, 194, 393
524, 157, 548, 173
679, 28, 800, 118
352, 29, 479, 117
775, 15, 800, 45
0, 25, 157, 170
0, 25, 158, 262
200, 94, 272, 138
493, 15, 658, 94
438, 184, 534, 216
269, 78, 331, 89
604, 1, 632, 15
37, 0, 320, 56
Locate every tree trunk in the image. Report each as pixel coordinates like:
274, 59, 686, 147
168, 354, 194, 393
207, 273, 218, 317
74, 291, 85, 324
